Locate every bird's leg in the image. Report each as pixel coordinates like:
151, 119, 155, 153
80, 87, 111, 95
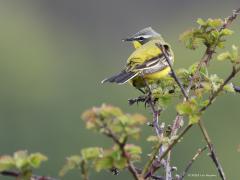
128, 95, 147, 105
139, 74, 161, 129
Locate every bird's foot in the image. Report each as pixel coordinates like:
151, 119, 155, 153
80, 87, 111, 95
128, 95, 147, 105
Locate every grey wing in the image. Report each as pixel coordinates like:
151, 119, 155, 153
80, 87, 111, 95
134, 54, 171, 75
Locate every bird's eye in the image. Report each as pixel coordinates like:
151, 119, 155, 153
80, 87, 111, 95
138, 36, 144, 41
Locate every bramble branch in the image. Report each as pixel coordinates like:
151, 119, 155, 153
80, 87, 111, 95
180, 146, 207, 179
149, 8, 240, 180
0, 170, 58, 180
103, 125, 140, 180
200, 66, 240, 112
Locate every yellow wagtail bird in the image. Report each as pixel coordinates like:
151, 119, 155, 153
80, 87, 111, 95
102, 27, 174, 92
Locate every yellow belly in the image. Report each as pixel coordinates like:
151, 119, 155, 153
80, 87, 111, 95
144, 67, 171, 79
130, 67, 171, 88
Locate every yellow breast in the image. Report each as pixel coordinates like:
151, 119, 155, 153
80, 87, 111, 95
144, 67, 171, 79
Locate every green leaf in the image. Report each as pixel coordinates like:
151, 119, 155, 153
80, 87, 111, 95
114, 158, 127, 169
223, 83, 235, 93
176, 102, 193, 115
231, 45, 238, 62
125, 144, 142, 161
217, 41, 225, 48
14, 151, 28, 170
95, 156, 113, 172
0, 156, 15, 171
28, 153, 47, 169
146, 136, 159, 142
207, 18, 223, 28
125, 144, 142, 155
179, 29, 205, 50
221, 29, 234, 36
196, 18, 206, 26
81, 147, 103, 161
217, 52, 231, 61
189, 114, 200, 124
158, 94, 172, 107
59, 155, 82, 177
211, 30, 220, 39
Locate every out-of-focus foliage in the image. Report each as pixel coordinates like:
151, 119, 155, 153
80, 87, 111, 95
60, 104, 146, 177
0, 151, 47, 179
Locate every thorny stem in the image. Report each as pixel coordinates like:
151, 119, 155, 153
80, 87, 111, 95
142, 143, 162, 176
81, 160, 89, 180
136, 168, 164, 180
134, 8, 240, 180
187, 8, 240, 94
156, 44, 189, 180
150, 8, 240, 178
220, 8, 240, 31
148, 124, 193, 176
165, 152, 172, 180
140, 76, 169, 179
200, 66, 240, 112
198, 120, 226, 180
0, 171, 58, 180
180, 146, 207, 179
193, 67, 240, 180
162, 9, 240, 180
141, 75, 163, 136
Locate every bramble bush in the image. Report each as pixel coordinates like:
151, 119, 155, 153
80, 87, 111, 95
1, 8, 240, 180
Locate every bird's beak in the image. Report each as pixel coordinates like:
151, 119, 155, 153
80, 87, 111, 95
122, 37, 135, 42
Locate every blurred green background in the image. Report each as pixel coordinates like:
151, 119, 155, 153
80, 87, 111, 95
0, 0, 239, 179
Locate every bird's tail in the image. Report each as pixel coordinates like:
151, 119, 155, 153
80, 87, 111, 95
101, 70, 138, 84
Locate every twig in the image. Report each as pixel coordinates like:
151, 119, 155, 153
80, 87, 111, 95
220, 8, 240, 31
142, 143, 162, 176
140, 76, 170, 179
149, 66, 240, 177
141, 75, 163, 136
156, 43, 189, 100
138, 8, 240, 180
180, 146, 207, 179
165, 152, 172, 180
187, 8, 240, 95
0, 170, 59, 180
165, 115, 183, 180
136, 168, 164, 180
148, 124, 193, 176
81, 160, 89, 180
200, 66, 240, 112
198, 120, 226, 180
159, 9, 240, 180
104, 126, 140, 180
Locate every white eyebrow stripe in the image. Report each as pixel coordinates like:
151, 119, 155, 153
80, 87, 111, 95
135, 34, 152, 39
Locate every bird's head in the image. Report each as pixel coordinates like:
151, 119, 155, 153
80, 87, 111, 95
122, 27, 163, 49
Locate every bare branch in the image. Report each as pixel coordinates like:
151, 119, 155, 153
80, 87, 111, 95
200, 66, 240, 112
157, 43, 189, 100
0, 170, 59, 180
180, 146, 207, 179
198, 120, 226, 180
